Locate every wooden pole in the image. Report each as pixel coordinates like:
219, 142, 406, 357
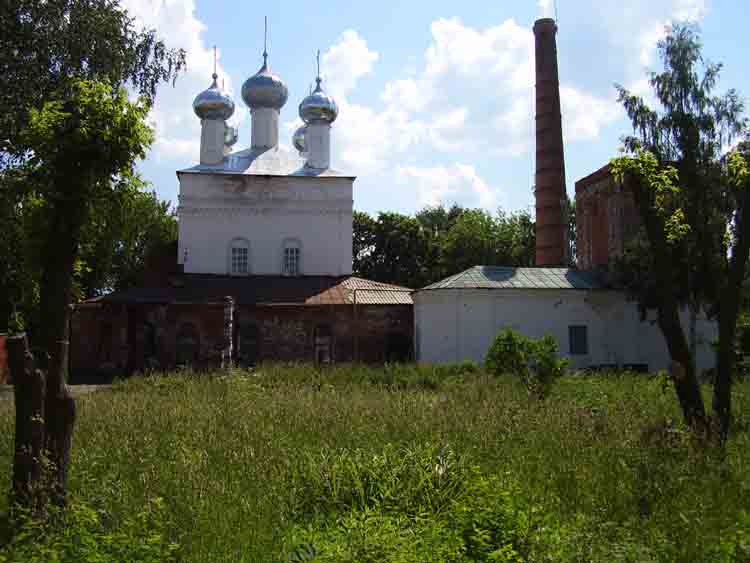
7, 334, 46, 510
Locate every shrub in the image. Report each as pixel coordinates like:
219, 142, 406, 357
0, 497, 179, 563
485, 329, 567, 398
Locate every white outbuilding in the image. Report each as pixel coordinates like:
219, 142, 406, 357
413, 266, 717, 372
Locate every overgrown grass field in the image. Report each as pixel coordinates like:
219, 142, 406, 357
0, 364, 748, 561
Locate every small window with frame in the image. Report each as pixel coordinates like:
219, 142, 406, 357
229, 239, 250, 275
569, 325, 588, 355
282, 240, 301, 276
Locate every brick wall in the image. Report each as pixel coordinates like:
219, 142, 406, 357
71, 302, 414, 381
575, 165, 640, 270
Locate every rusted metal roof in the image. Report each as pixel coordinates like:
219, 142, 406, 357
418, 266, 605, 291
340, 278, 413, 305
83, 275, 412, 307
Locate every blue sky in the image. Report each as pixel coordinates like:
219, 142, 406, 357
123, 0, 747, 217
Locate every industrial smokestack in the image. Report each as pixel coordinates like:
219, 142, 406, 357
533, 18, 567, 266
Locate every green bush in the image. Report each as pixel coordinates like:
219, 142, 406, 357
0, 497, 179, 563
485, 329, 567, 398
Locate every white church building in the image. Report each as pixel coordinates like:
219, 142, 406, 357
70, 44, 413, 379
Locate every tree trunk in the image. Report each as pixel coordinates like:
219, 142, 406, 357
657, 302, 708, 433
713, 181, 750, 443
627, 170, 709, 434
36, 193, 84, 505
7, 334, 46, 511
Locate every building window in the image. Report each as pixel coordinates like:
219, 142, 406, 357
282, 239, 301, 276
569, 325, 588, 355
228, 238, 250, 275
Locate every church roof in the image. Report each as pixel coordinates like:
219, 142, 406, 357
418, 266, 606, 291
178, 145, 354, 178
81, 275, 411, 307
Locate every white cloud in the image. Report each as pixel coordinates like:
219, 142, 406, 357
310, 16, 623, 210
322, 30, 380, 98
397, 164, 498, 209
561, 86, 622, 141
121, 0, 246, 164
672, 0, 707, 22
429, 107, 469, 151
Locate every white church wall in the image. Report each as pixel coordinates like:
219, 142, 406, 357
177, 172, 353, 276
414, 288, 717, 372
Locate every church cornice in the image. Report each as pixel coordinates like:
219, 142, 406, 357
177, 205, 352, 217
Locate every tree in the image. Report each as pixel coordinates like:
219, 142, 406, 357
353, 206, 537, 288
0, 0, 184, 164
442, 209, 502, 273
77, 185, 177, 298
0, 0, 185, 334
353, 211, 432, 288
611, 23, 748, 440
13, 79, 154, 504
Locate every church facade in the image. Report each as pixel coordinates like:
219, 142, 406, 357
70, 47, 412, 381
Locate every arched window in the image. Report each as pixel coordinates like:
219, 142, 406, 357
228, 238, 250, 275
282, 238, 302, 276
176, 323, 200, 366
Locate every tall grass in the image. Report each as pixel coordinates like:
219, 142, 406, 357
0, 364, 748, 561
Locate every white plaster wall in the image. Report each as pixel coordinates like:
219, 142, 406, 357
177, 172, 353, 276
414, 288, 717, 372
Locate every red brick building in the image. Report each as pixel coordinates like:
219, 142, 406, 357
71, 274, 412, 381
574, 164, 641, 270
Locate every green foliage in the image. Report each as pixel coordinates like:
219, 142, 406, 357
0, 0, 182, 334
0, 0, 185, 159
353, 205, 535, 289
284, 446, 529, 562
485, 329, 568, 398
21, 79, 153, 179
0, 497, 179, 563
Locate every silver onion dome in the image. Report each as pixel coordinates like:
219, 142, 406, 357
241, 53, 288, 110
299, 77, 338, 124
193, 74, 235, 121
292, 125, 307, 153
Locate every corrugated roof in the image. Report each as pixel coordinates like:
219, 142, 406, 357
178, 145, 354, 178
419, 266, 605, 291
84, 275, 412, 307
340, 278, 413, 305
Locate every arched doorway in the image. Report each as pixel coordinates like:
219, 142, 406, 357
176, 323, 200, 367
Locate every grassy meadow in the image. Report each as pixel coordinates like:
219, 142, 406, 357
0, 364, 749, 562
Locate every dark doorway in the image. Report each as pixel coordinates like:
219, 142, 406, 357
314, 325, 333, 364
238, 323, 259, 367
176, 323, 200, 367
386, 332, 412, 362
143, 321, 158, 370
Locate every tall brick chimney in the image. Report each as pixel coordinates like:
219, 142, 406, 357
533, 18, 567, 266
